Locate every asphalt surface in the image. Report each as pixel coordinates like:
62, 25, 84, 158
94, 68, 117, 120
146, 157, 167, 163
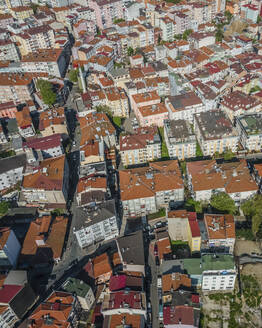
148, 251, 159, 328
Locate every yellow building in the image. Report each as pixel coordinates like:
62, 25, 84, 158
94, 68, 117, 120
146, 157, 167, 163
187, 217, 201, 252
10, 6, 33, 20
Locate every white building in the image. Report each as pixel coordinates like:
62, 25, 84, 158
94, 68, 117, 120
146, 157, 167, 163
236, 114, 262, 152
201, 255, 236, 292
0, 40, 19, 62
164, 119, 196, 159
0, 228, 21, 268
0, 306, 17, 328
0, 154, 26, 192
204, 214, 235, 253
74, 200, 119, 249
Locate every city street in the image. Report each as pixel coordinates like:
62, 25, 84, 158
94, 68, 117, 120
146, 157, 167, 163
148, 251, 159, 328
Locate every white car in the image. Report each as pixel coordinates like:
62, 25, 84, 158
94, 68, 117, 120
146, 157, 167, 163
157, 277, 162, 289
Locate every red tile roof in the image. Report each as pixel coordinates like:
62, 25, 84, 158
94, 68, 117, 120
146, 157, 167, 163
0, 285, 22, 304
109, 275, 127, 291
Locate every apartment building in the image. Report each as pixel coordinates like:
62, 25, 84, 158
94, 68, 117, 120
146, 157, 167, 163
137, 102, 169, 127
164, 119, 196, 159
23, 134, 64, 159
194, 110, 239, 156
0, 154, 26, 192
0, 40, 20, 62
104, 87, 129, 117
165, 92, 204, 123
131, 90, 161, 120
15, 25, 55, 56
15, 106, 35, 138
21, 155, 69, 209
159, 17, 175, 42
38, 107, 68, 137
236, 113, 262, 152
27, 291, 80, 328
187, 159, 257, 202
0, 14, 14, 28
221, 91, 262, 122
88, 0, 124, 30
74, 200, 118, 249
204, 214, 235, 253
21, 49, 69, 78
0, 228, 21, 269
120, 126, 161, 166
201, 255, 236, 291
0, 73, 45, 105
120, 160, 184, 217
10, 6, 33, 19
167, 210, 201, 253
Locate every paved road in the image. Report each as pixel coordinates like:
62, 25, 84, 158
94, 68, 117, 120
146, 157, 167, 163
148, 248, 159, 328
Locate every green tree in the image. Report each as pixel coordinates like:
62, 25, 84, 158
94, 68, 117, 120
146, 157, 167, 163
215, 28, 224, 42
185, 198, 202, 213
30, 3, 39, 14
223, 148, 235, 161
113, 18, 125, 24
174, 34, 182, 40
257, 15, 262, 24
68, 69, 78, 83
196, 141, 203, 157
210, 192, 236, 214
36, 79, 56, 106
241, 195, 262, 239
0, 201, 10, 216
182, 29, 193, 40
127, 47, 134, 56
225, 10, 233, 24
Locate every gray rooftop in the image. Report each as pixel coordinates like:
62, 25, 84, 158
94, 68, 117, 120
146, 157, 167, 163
117, 230, 145, 266
237, 114, 262, 135
0, 153, 26, 175
4, 270, 27, 286
194, 110, 237, 140
164, 119, 195, 144
109, 68, 129, 78
74, 199, 116, 231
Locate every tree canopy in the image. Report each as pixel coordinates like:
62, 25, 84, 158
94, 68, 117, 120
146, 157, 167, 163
68, 69, 78, 83
0, 201, 10, 216
241, 195, 262, 238
127, 47, 134, 57
223, 148, 235, 161
210, 192, 236, 214
36, 79, 56, 106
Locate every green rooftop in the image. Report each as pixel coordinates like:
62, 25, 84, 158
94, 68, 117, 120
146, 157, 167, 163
183, 254, 235, 275
202, 254, 235, 271
62, 278, 91, 298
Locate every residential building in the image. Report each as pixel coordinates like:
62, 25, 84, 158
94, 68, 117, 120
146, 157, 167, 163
189, 32, 215, 49
19, 215, 68, 267
0, 283, 36, 325
131, 91, 161, 119
88, 0, 124, 30
15, 106, 35, 138
0, 40, 19, 62
162, 272, 191, 301
0, 102, 17, 119
119, 160, 184, 217
62, 278, 95, 311
103, 313, 145, 328
0, 154, 27, 192
167, 210, 201, 253
0, 228, 21, 269
27, 291, 80, 328
23, 134, 64, 159
194, 110, 239, 156
0, 72, 46, 105
74, 200, 119, 248
204, 214, 235, 253
236, 114, 262, 152
165, 92, 204, 123
21, 155, 69, 208
136, 102, 169, 127
120, 126, 161, 166
163, 305, 200, 327
164, 119, 196, 159
201, 255, 236, 291
15, 25, 55, 56
117, 230, 145, 275
21, 49, 69, 78
85, 253, 112, 284
79, 140, 105, 177
187, 159, 258, 202
160, 17, 175, 42
221, 91, 262, 122
10, 6, 33, 19
104, 87, 129, 117
101, 290, 147, 317
38, 107, 68, 137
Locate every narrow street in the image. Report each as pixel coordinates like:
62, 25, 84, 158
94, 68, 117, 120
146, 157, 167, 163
148, 250, 159, 328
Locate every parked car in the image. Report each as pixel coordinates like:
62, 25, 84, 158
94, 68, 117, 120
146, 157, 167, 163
155, 256, 160, 266
147, 301, 152, 312
157, 277, 162, 289
154, 244, 158, 256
